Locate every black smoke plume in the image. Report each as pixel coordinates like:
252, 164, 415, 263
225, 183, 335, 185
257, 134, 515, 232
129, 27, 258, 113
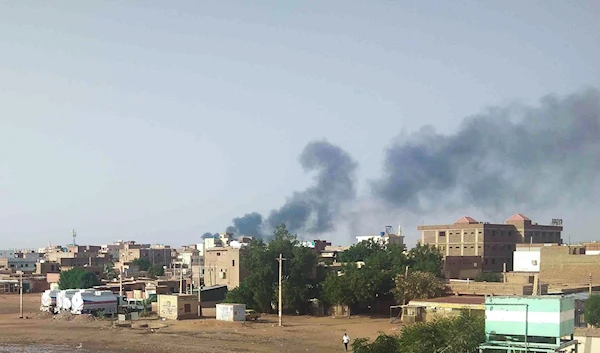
372, 88, 600, 212
231, 213, 263, 238
225, 140, 357, 238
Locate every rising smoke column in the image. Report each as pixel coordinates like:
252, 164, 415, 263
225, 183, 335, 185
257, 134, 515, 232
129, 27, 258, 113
226, 140, 358, 238
371, 88, 600, 212
267, 140, 358, 233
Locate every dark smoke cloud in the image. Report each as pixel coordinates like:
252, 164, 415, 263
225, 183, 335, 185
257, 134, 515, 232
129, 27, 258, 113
224, 140, 357, 238
372, 88, 600, 212
231, 213, 263, 238
201, 232, 215, 239
267, 140, 358, 233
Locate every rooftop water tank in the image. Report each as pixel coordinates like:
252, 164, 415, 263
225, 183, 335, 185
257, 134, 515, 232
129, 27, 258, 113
485, 295, 575, 339
379, 232, 385, 236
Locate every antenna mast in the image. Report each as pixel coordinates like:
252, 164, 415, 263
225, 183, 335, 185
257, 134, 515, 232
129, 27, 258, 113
72, 229, 77, 246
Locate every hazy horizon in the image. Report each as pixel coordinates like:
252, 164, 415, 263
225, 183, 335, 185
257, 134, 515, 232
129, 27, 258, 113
1, 1, 599, 248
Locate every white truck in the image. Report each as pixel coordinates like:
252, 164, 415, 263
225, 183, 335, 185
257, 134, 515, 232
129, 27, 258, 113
40, 289, 59, 312
71, 291, 119, 315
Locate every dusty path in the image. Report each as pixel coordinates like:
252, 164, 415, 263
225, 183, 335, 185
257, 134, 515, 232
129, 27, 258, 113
0, 294, 397, 352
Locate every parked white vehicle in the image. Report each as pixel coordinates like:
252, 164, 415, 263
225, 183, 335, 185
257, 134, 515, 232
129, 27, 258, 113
40, 289, 59, 312
71, 291, 118, 315
56, 289, 78, 313
55, 289, 96, 312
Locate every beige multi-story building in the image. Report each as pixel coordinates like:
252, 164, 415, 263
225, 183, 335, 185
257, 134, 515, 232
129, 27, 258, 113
418, 214, 562, 279
118, 242, 173, 267
204, 247, 246, 289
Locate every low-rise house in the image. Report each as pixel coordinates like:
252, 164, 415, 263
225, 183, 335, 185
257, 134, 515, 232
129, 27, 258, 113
0, 257, 38, 273
157, 294, 199, 320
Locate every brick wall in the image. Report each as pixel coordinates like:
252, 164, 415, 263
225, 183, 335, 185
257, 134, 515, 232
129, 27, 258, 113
539, 246, 600, 285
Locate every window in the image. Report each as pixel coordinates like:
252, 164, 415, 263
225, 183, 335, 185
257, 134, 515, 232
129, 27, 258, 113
439, 231, 446, 237
184, 304, 191, 313
485, 259, 488, 265
492, 230, 496, 236
232, 260, 235, 267
217, 252, 221, 256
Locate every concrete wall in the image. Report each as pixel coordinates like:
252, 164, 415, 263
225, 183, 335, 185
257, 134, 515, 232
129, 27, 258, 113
574, 336, 600, 353
504, 272, 536, 285
513, 249, 540, 272
540, 246, 600, 285
447, 282, 547, 296
443, 256, 482, 279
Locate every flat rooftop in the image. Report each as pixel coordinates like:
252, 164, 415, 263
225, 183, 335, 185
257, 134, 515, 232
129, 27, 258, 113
410, 296, 484, 305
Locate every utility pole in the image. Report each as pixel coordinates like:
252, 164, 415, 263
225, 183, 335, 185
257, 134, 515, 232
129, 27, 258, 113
119, 265, 123, 298
179, 265, 183, 294
18, 271, 23, 319
589, 273, 593, 295
197, 265, 202, 317
276, 253, 286, 327
403, 266, 409, 306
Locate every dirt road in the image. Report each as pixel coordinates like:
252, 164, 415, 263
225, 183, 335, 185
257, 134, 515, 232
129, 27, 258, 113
0, 294, 397, 352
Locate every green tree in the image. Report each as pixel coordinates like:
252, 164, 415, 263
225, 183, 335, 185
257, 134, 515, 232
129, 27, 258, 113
223, 224, 316, 314
322, 268, 355, 314
585, 294, 600, 327
352, 334, 401, 353
351, 313, 485, 353
132, 258, 151, 271
393, 271, 445, 305
337, 239, 386, 263
147, 264, 165, 278
223, 282, 255, 307
474, 272, 503, 282
323, 241, 443, 315
58, 268, 101, 289
103, 262, 116, 280
407, 243, 444, 277
398, 314, 485, 353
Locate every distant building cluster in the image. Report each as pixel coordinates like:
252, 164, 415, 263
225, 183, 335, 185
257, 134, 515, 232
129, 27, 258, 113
3, 216, 600, 307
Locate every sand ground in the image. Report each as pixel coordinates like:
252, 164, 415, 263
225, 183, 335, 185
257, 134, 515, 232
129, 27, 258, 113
0, 294, 398, 353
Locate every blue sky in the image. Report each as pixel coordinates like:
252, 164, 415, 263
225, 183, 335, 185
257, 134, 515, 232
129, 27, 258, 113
1, 1, 599, 248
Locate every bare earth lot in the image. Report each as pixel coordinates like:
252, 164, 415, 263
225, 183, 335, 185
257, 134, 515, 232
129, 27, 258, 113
0, 294, 395, 353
